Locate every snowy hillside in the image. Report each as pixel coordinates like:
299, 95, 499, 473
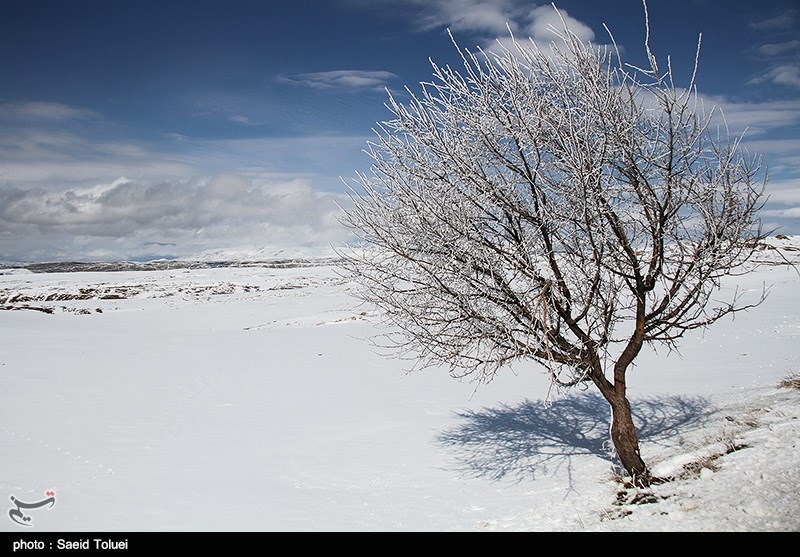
1, 237, 798, 531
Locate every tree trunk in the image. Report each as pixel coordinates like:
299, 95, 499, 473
590, 366, 649, 485
608, 394, 649, 485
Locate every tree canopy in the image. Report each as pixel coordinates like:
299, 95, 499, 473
339, 5, 768, 481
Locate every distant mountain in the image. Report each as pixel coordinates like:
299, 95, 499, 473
186, 244, 341, 262
2, 236, 796, 274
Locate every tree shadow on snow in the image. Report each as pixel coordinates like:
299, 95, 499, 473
436, 391, 710, 484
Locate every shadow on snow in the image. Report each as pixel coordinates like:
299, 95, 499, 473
436, 391, 710, 484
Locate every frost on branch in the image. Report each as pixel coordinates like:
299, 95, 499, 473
339, 5, 769, 481
341, 15, 766, 390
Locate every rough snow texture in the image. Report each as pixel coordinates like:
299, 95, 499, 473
1, 238, 798, 531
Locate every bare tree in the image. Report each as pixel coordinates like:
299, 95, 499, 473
339, 5, 767, 484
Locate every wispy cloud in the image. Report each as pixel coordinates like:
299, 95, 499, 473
757, 39, 800, 57
760, 173, 800, 233
0, 128, 194, 187
374, 0, 604, 63
748, 9, 800, 90
697, 96, 800, 226
392, 0, 599, 48
704, 91, 800, 231
703, 97, 800, 136
749, 62, 800, 89
414, 0, 522, 35
749, 9, 798, 31
0, 101, 101, 122
278, 70, 398, 91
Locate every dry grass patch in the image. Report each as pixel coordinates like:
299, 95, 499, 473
779, 372, 800, 390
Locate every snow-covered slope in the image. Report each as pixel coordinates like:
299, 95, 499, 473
1, 239, 798, 531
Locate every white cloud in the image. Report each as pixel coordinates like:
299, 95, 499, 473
399, 1, 599, 50
764, 185, 800, 207
0, 128, 194, 187
683, 98, 800, 224
0, 102, 369, 261
759, 176, 800, 231
523, 5, 595, 44
748, 10, 800, 90
416, 0, 520, 35
701, 96, 800, 137
0, 101, 100, 122
761, 207, 800, 219
279, 70, 398, 91
757, 39, 800, 57
0, 174, 352, 262
478, 4, 604, 61
749, 10, 797, 31
752, 64, 800, 89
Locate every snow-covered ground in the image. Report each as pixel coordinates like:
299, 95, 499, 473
1, 238, 798, 532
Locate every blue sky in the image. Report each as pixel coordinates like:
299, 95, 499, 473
1, 0, 798, 262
